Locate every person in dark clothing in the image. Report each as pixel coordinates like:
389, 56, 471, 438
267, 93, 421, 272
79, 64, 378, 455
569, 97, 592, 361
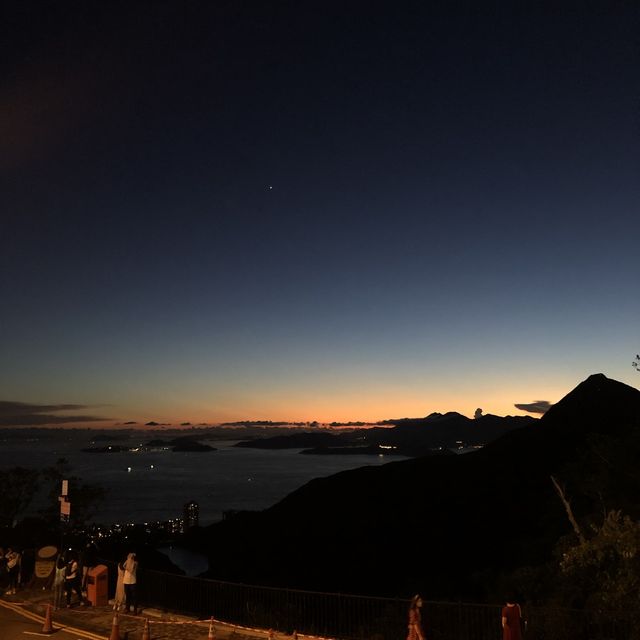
5, 547, 21, 595
64, 552, 84, 607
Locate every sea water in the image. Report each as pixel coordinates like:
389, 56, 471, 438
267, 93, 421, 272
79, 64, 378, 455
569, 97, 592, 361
0, 432, 401, 526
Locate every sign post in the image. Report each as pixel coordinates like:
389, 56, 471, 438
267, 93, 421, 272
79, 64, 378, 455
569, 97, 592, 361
59, 480, 70, 522
59, 480, 70, 551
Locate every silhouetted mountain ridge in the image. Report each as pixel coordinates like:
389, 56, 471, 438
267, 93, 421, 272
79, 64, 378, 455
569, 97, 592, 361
234, 411, 535, 455
192, 374, 640, 599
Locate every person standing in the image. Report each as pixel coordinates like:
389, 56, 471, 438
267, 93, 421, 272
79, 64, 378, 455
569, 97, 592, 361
121, 553, 138, 615
5, 547, 20, 595
113, 561, 126, 611
64, 552, 84, 607
501, 599, 524, 640
406, 594, 426, 640
52, 555, 66, 610
0, 548, 5, 591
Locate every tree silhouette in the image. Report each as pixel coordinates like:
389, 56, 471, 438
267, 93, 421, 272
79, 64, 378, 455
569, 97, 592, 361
0, 467, 39, 528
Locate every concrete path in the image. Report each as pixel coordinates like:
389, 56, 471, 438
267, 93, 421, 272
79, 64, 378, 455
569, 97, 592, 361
1, 589, 317, 640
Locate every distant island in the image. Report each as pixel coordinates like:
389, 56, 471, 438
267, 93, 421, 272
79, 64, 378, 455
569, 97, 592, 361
220, 420, 310, 427
299, 445, 455, 457
221, 419, 381, 428
82, 436, 216, 453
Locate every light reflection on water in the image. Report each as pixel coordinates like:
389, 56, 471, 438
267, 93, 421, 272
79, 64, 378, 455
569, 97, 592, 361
0, 435, 403, 526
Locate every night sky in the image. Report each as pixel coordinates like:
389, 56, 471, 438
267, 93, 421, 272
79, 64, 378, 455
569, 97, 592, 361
2, 2, 639, 426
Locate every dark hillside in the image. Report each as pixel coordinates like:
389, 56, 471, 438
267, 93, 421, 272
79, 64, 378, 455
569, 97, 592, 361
382, 412, 535, 449
233, 412, 535, 454
195, 375, 640, 599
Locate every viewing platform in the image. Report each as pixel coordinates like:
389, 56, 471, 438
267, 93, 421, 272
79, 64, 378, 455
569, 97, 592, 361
1, 587, 291, 640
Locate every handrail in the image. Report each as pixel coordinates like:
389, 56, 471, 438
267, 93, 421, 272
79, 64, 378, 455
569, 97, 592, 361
98, 559, 633, 640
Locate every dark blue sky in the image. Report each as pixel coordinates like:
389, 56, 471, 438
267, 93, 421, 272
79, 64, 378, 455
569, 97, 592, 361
2, 2, 639, 425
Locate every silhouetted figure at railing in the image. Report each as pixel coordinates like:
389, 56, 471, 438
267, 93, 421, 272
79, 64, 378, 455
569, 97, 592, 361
120, 552, 138, 615
501, 598, 525, 640
407, 594, 426, 640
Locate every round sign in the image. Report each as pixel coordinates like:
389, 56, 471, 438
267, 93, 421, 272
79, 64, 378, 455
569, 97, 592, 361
38, 545, 58, 559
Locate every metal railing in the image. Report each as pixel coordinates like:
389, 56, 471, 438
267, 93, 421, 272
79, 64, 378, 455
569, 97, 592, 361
101, 560, 635, 640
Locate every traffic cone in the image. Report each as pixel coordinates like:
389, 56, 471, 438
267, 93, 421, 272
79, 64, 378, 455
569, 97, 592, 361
141, 618, 151, 640
268, 629, 275, 640
109, 611, 121, 640
208, 617, 215, 640
42, 604, 53, 634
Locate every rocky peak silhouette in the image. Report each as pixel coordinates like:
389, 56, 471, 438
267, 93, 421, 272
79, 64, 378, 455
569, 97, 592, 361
194, 374, 640, 599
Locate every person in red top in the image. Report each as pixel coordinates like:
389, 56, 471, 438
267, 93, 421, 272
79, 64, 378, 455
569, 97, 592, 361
406, 594, 426, 640
501, 599, 524, 640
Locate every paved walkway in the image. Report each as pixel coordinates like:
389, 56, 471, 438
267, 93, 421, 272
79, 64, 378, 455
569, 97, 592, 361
1, 588, 296, 640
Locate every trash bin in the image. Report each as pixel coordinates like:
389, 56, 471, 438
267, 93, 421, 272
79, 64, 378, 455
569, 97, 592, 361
86, 564, 109, 607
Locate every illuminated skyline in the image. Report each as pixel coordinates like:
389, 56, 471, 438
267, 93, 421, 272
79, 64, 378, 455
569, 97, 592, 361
2, 4, 638, 427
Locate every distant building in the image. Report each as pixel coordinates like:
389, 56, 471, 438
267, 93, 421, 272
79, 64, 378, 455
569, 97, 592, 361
183, 500, 199, 529
165, 518, 184, 535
